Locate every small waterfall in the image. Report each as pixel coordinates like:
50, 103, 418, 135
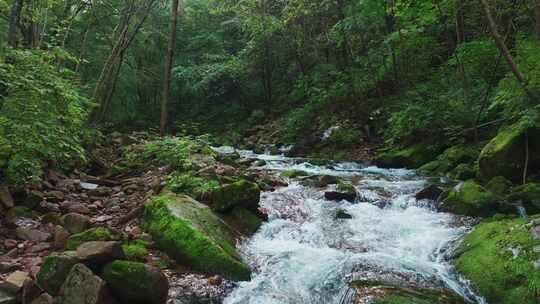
322, 126, 340, 141
517, 204, 528, 218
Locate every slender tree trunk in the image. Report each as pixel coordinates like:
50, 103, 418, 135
161, 0, 180, 136
91, 0, 156, 123
535, 0, 540, 39
456, 1, 465, 44
480, 0, 539, 101
7, 0, 24, 48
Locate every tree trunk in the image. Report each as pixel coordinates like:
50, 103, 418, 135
480, 0, 538, 101
456, 1, 465, 44
91, 0, 156, 123
7, 0, 24, 48
535, 0, 540, 40
161, 0, 180, 136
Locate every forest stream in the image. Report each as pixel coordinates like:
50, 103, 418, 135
215, 149, 486, 304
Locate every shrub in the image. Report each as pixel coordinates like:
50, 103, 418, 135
0, 49, 90, 184
142, 136, 215, 170
166, 173, 220, 198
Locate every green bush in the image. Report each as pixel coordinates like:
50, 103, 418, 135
0, 49, 90, 184
142, 136, 214, 171
327, 126, 363, 147
166, 173, 220, 198
247, 110, 265, 125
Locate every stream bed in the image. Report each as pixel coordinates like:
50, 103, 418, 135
220, 150, 485, 304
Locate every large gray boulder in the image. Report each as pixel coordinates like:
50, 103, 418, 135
478, 122, 540, 182
75, 241, 124, 264
102, 261, 168, 304
144, 192, 251, 281
36, 252, 79, 296
58, 264, 117, 304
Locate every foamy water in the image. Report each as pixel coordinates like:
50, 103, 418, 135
221, 150, 484, 304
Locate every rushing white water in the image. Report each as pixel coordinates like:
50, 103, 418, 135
224, 152, 484, 304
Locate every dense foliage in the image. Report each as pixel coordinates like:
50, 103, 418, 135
0, 48, 90, 184
1, 0, 540, 179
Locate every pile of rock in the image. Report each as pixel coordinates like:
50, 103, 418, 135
0, 237, 168, 304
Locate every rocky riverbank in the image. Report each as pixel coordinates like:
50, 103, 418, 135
0, 132, 284, 304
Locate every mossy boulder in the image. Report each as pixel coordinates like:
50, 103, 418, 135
335, 208, 352, 219
448, 163, 477, 180
508, 183, 540, 212
58, 263, 116, 304
486, 176, 513, 195
219, 207, 262, 235
281, 170, 309, 178
300, 175, 340, 187
374, 144, 441, 169
209, 180, 260, 213
102, 260, 168, 304
418, 160, 445, 175
373, 293, 463, 304
325, 183, 357, 202
66, 227, 121, 250
36, 251, 79, 295
419, 145, 479, 176
439, 145, 479, 166
350, 280, 465, 304
5, 206, 39, 225
143, 192, 251, 281
478, 122, 540, 183
455, 217, 540, 304
122, 240, 149, 261
442, 181, 498, 216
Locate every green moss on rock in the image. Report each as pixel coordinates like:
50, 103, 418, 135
418, 160, 447, 175
166, 173, 220, 200
374, 144, 441, 169
210, 180, 261, 213
65, 227, 121, 250
281, 170, 309, 178
479, 122, 540, 182
219, 207, 263, 235
122, 240, 149, 261
102, 260, 169, 304
443, 181, 498, 216
508, 183, 540, 212
5, 206, 39, 224
143, 192, 251, 281
350, 281, 465, 304
455, 217, 540, 304
439, 145, 479, 166
419, 145, 479, 176
375, 294, 458, 304
486, 176, 513, 195
336, 183, 355, 192
448, 163, 477, 180
36, 251, 79, 296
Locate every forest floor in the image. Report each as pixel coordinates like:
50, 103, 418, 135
0, 132, 237, 303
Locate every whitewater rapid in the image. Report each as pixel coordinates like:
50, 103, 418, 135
222, 151, 483, 304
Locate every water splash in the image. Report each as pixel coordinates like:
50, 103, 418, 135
223, 151, 484, 304
517, 205, 528, 218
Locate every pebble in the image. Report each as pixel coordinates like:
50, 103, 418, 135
79, 182, 99, 190
530, 225, 540, 239
15, 228, 51, 242
0, 263, 18, 274
1, 271, 29, 293
3, 240, 16, 251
